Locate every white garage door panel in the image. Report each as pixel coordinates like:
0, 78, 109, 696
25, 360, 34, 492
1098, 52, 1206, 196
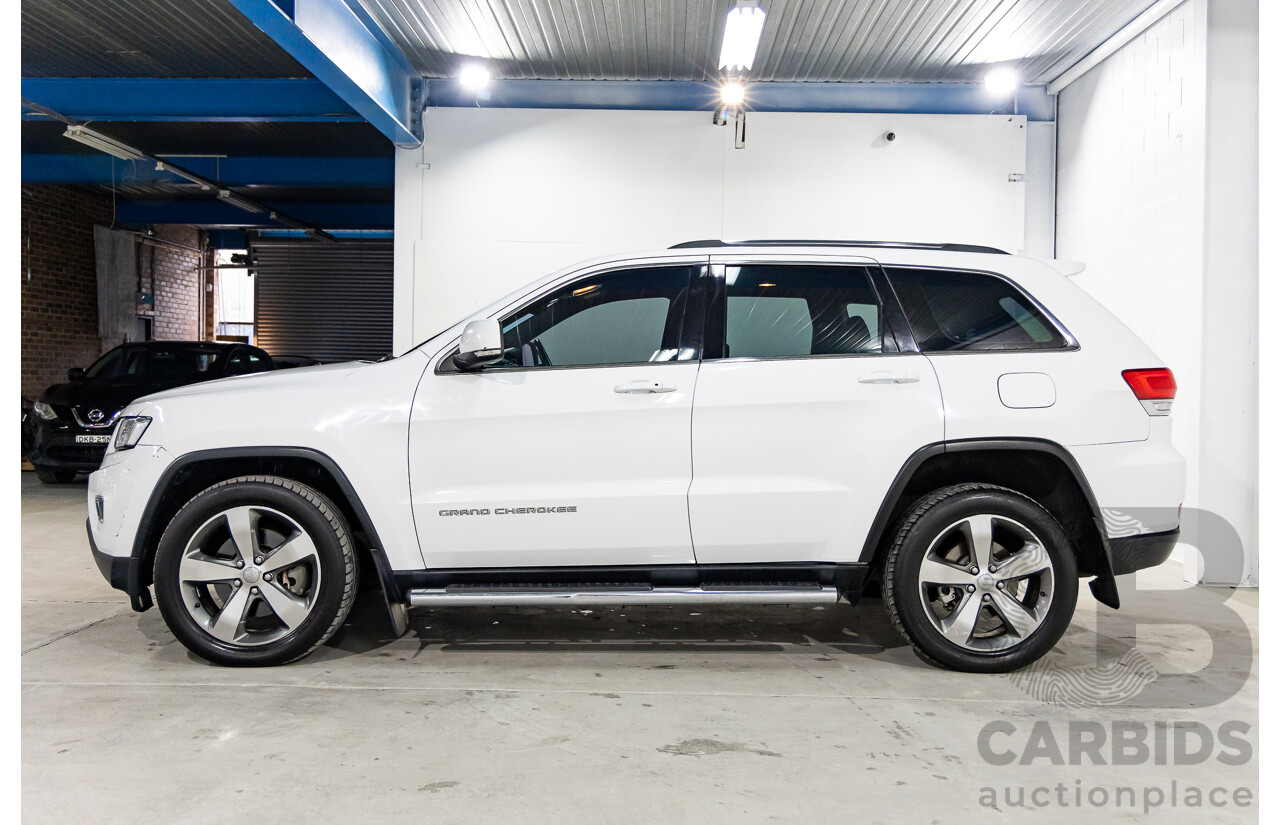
398, 108, 1029, 350
721, 113, 1027, 253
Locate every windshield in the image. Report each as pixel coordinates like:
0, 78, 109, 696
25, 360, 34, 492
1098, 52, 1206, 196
84, 345, 226, 380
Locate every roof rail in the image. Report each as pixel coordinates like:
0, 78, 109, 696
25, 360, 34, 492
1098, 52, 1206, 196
668, 239, 1009, 255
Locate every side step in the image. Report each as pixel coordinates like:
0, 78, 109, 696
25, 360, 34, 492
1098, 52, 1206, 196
406, 582, 840, 608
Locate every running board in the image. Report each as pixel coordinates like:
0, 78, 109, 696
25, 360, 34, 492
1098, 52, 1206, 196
406, 583, 841, 608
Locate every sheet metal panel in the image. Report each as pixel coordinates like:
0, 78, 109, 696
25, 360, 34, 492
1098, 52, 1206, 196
21, 0, 308, 78
357, 0, 1158, 84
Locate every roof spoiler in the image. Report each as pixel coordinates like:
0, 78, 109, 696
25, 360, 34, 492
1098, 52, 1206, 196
1044, 259, 1086, 278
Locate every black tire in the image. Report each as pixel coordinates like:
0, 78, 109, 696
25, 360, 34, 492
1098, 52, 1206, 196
881, 483, 1078, 673
34, 465, 77, 484
154, 475, 359, 667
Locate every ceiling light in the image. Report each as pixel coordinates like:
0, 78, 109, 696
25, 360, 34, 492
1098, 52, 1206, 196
984, 67, 1018, 97
572, 284, 601, 297
720, 81, 746, 107
62, 125, 147, 161
459, 64, 492, 92
217, 189, 266, 214
719, 1, 766, 72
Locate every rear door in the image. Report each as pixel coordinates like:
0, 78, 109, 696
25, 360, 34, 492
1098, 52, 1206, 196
688, 256, 945, 564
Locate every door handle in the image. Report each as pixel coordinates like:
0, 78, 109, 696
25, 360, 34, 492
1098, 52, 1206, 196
858, 370, 920, 385
614, 380, 677, 394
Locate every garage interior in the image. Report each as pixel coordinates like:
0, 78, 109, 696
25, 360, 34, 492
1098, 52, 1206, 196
20, 1, 1258, 822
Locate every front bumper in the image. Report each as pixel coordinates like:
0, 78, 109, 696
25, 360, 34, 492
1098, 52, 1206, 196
87, 518, 153, 611
87, 444, 172, 611
26, 419, 111, 472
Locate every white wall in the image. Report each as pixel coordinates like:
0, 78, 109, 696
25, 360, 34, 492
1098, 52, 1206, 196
395, 108, 1035, 345
1055, 0, 1258, 584
1196, 0, 1258, 586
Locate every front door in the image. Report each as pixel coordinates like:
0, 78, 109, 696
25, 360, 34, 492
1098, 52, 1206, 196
410, 261, 706, 569
688, 257, 945, 564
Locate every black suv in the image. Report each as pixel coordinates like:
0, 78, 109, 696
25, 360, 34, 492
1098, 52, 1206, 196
25, 341, 273, 482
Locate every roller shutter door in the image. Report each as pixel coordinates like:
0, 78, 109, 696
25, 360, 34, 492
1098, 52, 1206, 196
249, 238, 393, 362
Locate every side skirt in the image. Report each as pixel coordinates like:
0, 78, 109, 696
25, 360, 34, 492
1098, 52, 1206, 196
389, 562, 870, 609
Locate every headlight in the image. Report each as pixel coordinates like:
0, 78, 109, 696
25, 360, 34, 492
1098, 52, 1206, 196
32, 400, 58, 421
113, 416, 152, 450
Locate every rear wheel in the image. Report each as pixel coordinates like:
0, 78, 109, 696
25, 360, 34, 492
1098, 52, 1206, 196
34, 465, 77, 484
154, 475, 358, 666
882, 483, 1078, 672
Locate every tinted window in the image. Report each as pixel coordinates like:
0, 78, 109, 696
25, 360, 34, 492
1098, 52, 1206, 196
497, 266, 694, 368
84, 345, 225, 379
885, 268, 1068, 352
227, 350, 271, 375
721, 265, 882, 358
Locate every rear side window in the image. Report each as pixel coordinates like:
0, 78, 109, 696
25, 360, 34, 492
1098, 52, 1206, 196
884, 268, 1069, 352
721, 265, 882, 358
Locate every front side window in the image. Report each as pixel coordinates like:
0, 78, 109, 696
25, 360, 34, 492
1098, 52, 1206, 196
720, 265, 883, 359
496, 266, 695, 368
885, 268, 1069, 352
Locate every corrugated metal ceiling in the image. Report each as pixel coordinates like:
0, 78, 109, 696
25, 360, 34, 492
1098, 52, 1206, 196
356, 0, 1158, 83
21, 0, 308, 77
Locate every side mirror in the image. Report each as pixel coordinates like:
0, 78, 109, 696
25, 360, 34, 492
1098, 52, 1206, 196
67, 367, 85, 381
454, 319, 504, 370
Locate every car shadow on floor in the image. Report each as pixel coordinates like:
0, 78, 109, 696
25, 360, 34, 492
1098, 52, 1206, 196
317, 584, 921, 664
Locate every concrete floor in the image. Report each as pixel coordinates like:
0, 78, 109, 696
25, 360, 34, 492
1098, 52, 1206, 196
22, 473, 1257, 824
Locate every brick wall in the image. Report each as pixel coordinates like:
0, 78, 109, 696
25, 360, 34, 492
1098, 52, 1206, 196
20, 186, 209, 400
136, 225, 204, 340
20, 186, 112, 400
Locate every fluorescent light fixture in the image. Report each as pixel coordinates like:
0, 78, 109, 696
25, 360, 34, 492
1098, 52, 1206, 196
720, 80, 746, 106
984, 67, 1018, 97
217, 189, 266, 214
719, 1, 766, 71
459, 63, 492, 92
155, 161, 214, 190
62, 125, 147, 161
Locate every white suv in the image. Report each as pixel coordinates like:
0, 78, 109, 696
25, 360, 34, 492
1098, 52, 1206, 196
86, 241, 1184, 671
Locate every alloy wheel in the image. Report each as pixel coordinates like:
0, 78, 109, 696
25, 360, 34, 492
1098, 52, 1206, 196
177, 505, 322, 646
916, 514, 1054, 652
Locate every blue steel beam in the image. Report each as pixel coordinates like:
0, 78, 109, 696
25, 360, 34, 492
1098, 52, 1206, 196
114, 200, 393, 229
20, 78, 359, 122
22, 154, 393, 187
206, 228, 394, 247
227, 0, 422, 146
426, 79, 1056, 122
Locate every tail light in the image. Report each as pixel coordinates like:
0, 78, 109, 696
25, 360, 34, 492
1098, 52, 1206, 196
1122, 368, 1176, 415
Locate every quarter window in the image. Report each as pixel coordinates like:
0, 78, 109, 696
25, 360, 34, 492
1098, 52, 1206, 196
497, 266, 695, 368
721, 265, 883, 358
884, 268, 1068, 352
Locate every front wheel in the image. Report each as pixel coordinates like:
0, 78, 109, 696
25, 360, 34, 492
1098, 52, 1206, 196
882, 483, 1078, 672
154, 475, 358, 666
34, 465, 77, 484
